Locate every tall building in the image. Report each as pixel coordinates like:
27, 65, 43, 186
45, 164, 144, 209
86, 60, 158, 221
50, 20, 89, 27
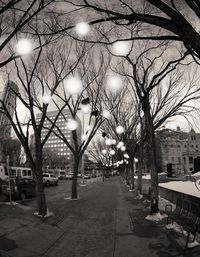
156, 127, 200, 175
36, 109, 82, 171
0, 80, 19, 138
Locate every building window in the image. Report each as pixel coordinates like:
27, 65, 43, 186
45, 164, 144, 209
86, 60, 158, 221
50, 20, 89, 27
183, 157, 186, 164
171, 157, 174, 161
178, 157, 181, 164
189, 156, 193, 164
191, 145, 194, 148
177, 145, 181, 148
196, 145, 198, 148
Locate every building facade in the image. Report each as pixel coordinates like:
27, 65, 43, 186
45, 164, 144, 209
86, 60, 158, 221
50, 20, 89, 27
0, 81, 19, 138
156, 127, 200, 175
36, 109, 82, 171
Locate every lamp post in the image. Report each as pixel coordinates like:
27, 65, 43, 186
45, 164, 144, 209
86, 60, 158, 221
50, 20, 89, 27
80, 97, 90, 186
129, 157, 138, 192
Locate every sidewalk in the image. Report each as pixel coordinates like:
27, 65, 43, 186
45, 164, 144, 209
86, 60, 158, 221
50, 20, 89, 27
116, 181, 200, 257
0, 177, 200, 257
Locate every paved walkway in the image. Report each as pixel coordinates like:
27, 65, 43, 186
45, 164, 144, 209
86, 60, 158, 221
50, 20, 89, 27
0, 177, 200, 257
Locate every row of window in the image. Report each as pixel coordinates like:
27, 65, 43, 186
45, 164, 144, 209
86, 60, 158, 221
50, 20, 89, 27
45, 141, 70, 147
164, 156, 199, 165
164, 144, 199, 148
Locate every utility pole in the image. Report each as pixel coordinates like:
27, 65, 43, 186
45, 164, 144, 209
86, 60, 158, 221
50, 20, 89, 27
6, 155, 12, 205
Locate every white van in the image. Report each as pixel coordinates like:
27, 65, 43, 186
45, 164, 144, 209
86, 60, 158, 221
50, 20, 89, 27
0, 165, 32, 181
0, 165, 8, 181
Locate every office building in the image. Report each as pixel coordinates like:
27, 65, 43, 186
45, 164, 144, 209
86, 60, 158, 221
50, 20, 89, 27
156, 127, 200, 175
0, 81, 19, 138
36, 109, 82, 171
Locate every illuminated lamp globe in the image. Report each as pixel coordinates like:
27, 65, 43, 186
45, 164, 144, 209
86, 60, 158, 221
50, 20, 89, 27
112, 41, 130, 56
106, 76, 123, 93
102, 110, 111, 119
42, 94, 51, 105
110, 150, 115, 155
112, 139, 116, 145
117, 142, 124, 148
81, 104, 90, 114
116, 126, 125, 134
75, 22, 90, 37
102, 149, 107, 155
121, 146, 126, 151
64, 77, 83, 95
82, 134, 87, 141
66, 119, 78, 131
15, 38, 33, 55
86, 125, 92, 132
105, 138, 112, 146
134, 158, 139, 163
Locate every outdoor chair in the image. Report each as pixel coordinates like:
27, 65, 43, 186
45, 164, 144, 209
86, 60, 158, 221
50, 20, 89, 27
184, 215, 200, 248
166, 198, 182, 224
170, 200, 190, 225
177, 203, 199, 227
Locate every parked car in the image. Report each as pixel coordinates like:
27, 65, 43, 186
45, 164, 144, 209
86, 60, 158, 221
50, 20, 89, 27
2, 177, 36, 200
66, 173, 74, 180
58, 171, 66, 180
43, 173, 58, 186
84, 174, 91, 179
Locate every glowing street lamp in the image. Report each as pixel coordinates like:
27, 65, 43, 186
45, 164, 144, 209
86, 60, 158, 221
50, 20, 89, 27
110, 149, 115, 155
112, 139, 116, 145
124, 153, 129, 159
75, 22, 90, 36
42, 94, 51, 105
105, 138, 112, 146
112, 41, 131, 56
15, 38, 33, 56
117, 141, 124, 148
116, 126, 124, 134
102, 110, 111, 119
121, 146, 126, 151
66, 119, 78, 131
64, 77, 83, 95
102, 149, 107, 155
82, 134, 87, 141
106, 75, 123, 93
81, 104, 91, 114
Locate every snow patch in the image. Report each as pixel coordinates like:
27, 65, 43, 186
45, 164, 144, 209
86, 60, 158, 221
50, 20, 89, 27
187, 240, 200, 248
33, 208, 53, 218
79, 183, 87, 187
4, 201, 18, 206
134, 194, 143, 199
159, 181, 200, 198
64, 197, 79, 201
145, 213, 167, 221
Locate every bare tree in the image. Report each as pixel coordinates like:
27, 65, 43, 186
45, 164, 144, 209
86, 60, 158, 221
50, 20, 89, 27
49, 51, 123, 199
64, 0, 200, 62
0, 37, 83, 216
99, 89, 140, 187
112, 41, 200, 214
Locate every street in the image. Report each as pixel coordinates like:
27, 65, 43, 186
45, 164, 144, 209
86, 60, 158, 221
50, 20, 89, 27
0, 176, 119, 257
1, 176, 200, 257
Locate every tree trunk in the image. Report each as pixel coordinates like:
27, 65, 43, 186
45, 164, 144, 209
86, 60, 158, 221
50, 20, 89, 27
143, 97, 159, 214
71, 155, 79, 199
137, 144, 143, 194
125, 166, 129, 185
130, 161, 135, 190
35, 164, 47, 216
